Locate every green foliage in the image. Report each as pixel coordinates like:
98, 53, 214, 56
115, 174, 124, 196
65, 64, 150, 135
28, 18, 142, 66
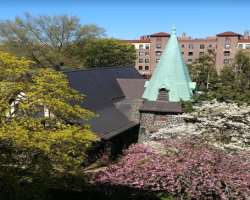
190, 50, 250, 105
0, 14, 136, 70
181, 100, 194, 113
0, 13, 105, 69
188, 50, 219, 91
76, 38, 136, 68
0, 51, 98, 199
157, 193, 176, 200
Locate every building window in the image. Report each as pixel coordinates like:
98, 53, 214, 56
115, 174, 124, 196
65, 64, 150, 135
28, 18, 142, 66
145, 51, 149, 56
145, 66, 149, 70
246, 44, 250, 49
238, 44, 243, 49
145, 58, 149, 63
225, 38, 231, 49
200, 44, 205, 49
156, 43, 161, 49
139, 44, 143, 49
181, 44, 185, 48
156, 58, 160, 63
188, 52, 193, 56
157, 88, 169, 101
199, 52, 204, 56
224, 59, 230, 64
208, 44, 213, 48
156, 37, 162, 42
138, 52, 143, 56
188, 59, 192, 62
224, 51, 230, 56
139, 59, 143, 63
225, 44, 231, 49
156, 51, 162, 56
138, 66, 143, 70
182, 52, 184, 55
145, 44, 150, 49
188, 44, 194, 49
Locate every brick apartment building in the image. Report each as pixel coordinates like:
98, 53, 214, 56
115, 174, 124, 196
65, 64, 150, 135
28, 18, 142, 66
123, 30, 250, 76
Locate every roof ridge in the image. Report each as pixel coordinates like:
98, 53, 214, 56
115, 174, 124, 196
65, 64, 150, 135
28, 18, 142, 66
63, 66, 134, 73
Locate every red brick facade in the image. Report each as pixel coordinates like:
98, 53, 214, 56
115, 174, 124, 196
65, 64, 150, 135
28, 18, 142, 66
124, 31, 250, 75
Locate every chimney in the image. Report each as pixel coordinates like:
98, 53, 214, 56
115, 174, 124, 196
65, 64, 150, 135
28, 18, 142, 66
244, 30, 249, 39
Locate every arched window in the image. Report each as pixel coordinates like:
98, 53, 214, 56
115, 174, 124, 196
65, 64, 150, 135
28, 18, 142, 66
157, 88, 169, 101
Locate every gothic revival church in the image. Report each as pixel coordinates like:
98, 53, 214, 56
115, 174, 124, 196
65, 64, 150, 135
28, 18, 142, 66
66, 27, 195, 153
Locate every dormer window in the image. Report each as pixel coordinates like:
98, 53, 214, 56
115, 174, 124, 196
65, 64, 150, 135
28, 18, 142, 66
157, 88, 169, 101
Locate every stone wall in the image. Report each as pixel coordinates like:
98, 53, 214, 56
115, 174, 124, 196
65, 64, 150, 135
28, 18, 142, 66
129, 99, 144, 123
138, 112, 184, 142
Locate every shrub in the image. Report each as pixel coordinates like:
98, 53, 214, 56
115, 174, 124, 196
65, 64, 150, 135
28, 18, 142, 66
94, 139, 250, 199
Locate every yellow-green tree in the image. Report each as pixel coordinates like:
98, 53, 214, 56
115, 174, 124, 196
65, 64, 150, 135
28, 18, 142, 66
0, 51, 97, 199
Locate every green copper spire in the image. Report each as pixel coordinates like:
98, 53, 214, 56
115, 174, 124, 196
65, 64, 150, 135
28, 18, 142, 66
142, 26, 196, 102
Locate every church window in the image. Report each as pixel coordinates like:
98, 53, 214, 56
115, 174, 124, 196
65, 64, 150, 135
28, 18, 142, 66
157, 88, 169, 101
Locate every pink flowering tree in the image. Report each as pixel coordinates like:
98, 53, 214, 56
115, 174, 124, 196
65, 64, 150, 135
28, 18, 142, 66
94, 139, 250, 199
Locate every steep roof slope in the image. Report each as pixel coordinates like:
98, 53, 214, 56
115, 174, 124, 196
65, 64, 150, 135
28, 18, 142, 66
142, 27, 196, 102
65, 67, 143, 139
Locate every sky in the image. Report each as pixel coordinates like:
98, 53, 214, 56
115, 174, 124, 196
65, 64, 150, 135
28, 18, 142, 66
0, 0, 249, 39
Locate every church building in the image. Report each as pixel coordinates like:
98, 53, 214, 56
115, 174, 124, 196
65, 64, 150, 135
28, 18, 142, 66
65, 27, 195, 154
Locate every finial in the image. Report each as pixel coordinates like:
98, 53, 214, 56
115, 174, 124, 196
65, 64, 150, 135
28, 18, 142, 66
171, 25, 176, 35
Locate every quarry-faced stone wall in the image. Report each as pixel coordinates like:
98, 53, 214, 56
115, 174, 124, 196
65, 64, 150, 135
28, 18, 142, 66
129, 99, 144, 123
138, 112, 184, 142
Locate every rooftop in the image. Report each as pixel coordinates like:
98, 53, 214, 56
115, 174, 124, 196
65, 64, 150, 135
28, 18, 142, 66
216, 31, 242, 37
121, 39, 151, 43
65, 67, 143, 140
150, 32, 170, 37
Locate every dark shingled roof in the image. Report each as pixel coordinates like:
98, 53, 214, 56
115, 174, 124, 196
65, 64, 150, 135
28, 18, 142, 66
116, 79, 146, 99
139, 101, 183, 114
65, 67, 143, 140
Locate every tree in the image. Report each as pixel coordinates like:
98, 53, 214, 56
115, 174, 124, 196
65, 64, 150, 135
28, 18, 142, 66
0, 13, 105, 69
76, 38, 136, 68
95, 139, 250, 199
188, 50, 219, 91
195, 50, 250, 104
0, 51, 97, 198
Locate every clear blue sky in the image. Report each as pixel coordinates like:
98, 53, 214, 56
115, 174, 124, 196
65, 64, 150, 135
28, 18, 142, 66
0, 0, 249, 39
